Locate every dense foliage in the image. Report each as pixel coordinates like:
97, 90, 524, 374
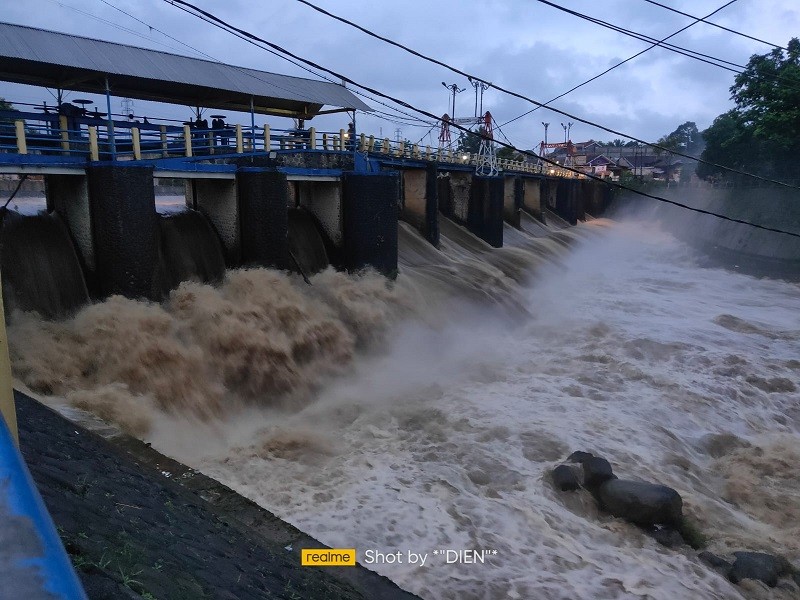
698, 38, 800, 182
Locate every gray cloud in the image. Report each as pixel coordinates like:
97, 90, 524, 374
1, 0, 798, 145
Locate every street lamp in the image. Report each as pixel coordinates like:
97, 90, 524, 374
468, 77, 490, 118
442, 81, 466, 121
541, 122, 550, 146
561, 122, 572, 144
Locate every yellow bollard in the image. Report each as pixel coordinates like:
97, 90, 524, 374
263, 123, 271, 151
59, 115, 70, 153
132, 127, 141, 160
14, 120, 27, 155
235, 125, 244, 153
309, 127, 316, 150
0, 279, 18, 446
88, 126, 99, 161
183, 124, 193, 157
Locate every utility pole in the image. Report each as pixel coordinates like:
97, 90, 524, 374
442, 81, 465, 121
542, 122, 549, 146
561, 122, 567, 144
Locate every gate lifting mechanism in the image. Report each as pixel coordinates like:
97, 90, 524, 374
441, 111, 498, 176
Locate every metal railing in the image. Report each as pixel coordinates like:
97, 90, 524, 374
0, 110, 581, 177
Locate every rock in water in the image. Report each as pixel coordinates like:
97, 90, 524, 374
698, 551, 732, 572
729, 552, 789, 588
651, 527, 684, 548
551, 465, 580, 491
596, 479, 682, 527
582, 457, 615, 489
566, 451, 594, 464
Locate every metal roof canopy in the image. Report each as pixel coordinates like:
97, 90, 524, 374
0, 22, 371, 119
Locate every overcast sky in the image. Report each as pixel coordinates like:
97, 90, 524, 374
2, 0, 798, 150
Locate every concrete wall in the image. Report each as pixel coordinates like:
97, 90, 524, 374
521, 177, 544, 222
45, 174, 94, 273
503, 176, 520, 228
296, 180, 343, 247
187, 179, 240, 266
399, 164, 438, 245
449, 172, 472, 222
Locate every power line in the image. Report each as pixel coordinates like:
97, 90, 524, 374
642, 0, 786, 50
284, 0, 798, 189
532, 0, 743, 73
501, 0, 800, 133
499, 0, 738, 130
163, 0, 800, 239
95, 0, 430, 130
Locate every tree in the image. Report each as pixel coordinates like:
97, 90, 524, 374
456, 128, 485, 154
699, 38, 800, 181
657, 121, 701, 155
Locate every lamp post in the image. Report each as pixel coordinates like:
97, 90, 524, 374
468, 77, 490, 118
442, 82, 466, 121
542, 122, 549, 146
560, 122, 568, 143
567, 121, 573, 142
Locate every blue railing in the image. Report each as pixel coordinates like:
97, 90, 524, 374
0, 415, 87, 599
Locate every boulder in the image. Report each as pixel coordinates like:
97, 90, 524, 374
699, 551, 732, 572
551, 465, 580, 491
582, 457, 615, 489
596, 479, 682, 527
651, 527, 684, 548
567, 451, 594, 464
729, 552, 789, 588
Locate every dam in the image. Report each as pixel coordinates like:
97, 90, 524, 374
0, 21, 612, 600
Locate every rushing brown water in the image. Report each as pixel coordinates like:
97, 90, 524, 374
9, 214, 800, 599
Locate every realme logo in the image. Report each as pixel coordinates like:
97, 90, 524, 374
301, 549, 356, 567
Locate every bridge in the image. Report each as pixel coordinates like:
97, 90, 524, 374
0, 23, 613, 598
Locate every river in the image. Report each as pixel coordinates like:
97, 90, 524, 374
9, 204, 800, 599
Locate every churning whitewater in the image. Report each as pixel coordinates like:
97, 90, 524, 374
9, 210, 800, 599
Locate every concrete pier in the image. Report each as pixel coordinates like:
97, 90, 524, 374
86, 165, 160, 300
341, 172, 399, 275
236, 169, 289, 270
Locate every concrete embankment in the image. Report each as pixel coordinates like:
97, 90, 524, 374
623, 184, 800, 277
16, 391, 420, 600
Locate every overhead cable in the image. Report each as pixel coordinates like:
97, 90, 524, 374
164, 0, 800, 238
283, 0, 797, 189
499, 0, 738, 129
642, 0, 786, 50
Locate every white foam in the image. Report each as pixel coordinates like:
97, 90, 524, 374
150, 219, 799, 599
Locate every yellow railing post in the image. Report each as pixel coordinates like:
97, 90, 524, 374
322, 133, 328, 150
383, 138, 390, 154
0, 279, 18, 446
263, 123, 271, 151
359, 133, 366, 151
425, 145, 431, 160
59, 115, 70, 153
339, 129, 346, 151
132, 127, 141, 160
183, 124, 193, 157
412, 144, 419, 158
88, 126, 99, 161
235, 125, 243, 153
368, 135, 375, 152
14, 120, 27, 155
309, 127, 316, 150
396, 141, 404, 157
